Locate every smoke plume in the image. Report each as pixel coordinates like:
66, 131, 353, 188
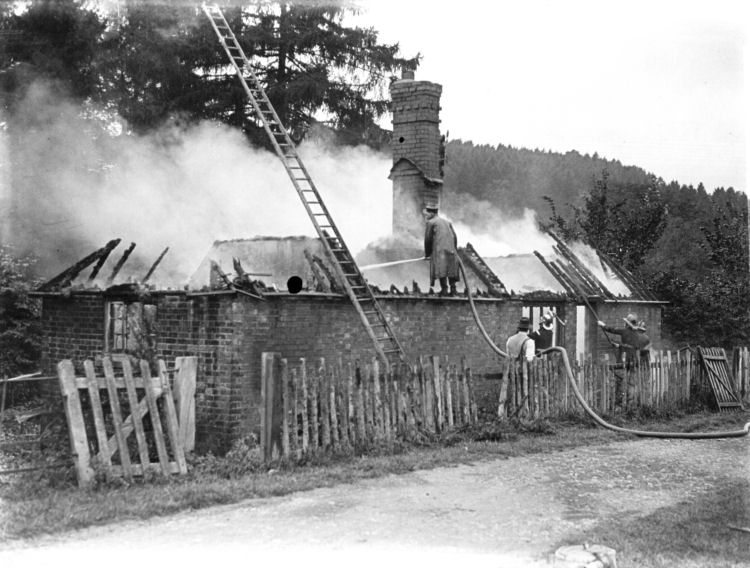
0, 81, 392, 286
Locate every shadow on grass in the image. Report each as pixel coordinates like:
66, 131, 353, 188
555, 479, 750, 568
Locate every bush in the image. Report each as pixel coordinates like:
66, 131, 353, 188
0, 248, 42, 392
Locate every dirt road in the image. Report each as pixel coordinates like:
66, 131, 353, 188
1, 437, 748, 568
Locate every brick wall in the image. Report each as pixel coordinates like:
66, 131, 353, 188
40, 293, 106, 373
39, 291, 250, 454
39, 290, 605, 453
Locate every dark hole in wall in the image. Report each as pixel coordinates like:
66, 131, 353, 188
398, 136, 405, 143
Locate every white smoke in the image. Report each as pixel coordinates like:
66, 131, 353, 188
568, 241, 632, 296
448, 206, 555, 257
1, 81, 392, 286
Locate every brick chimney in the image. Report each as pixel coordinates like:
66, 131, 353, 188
389, 71, 444, 241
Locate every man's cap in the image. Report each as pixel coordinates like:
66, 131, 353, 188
542, 311, 554, 324
518, 316, 530, 331
425, 206, 439, 213
623, 313, 639, 329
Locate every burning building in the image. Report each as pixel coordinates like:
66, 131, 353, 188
33, 72, 666, 452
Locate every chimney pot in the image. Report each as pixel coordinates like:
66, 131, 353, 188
402, 69, 415, 80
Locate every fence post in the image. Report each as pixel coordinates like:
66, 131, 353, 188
430, 356, 444, 431
498, 358, 509, 420
58, 360, 95, 488
355, 363, 366, 444
290, 367, 299, 458
372, 358, 383, 439
310, 361, 320, 451
319, 359, 330, 450
445, 362, 455, 428
261, 352, 281, 461
299, 358, 310, 454
329, 363, 339, 450
281, 358, 290, 459
346, 361, 355, 443
173, 356, 197, 453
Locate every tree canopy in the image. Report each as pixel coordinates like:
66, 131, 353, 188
1, 0, 418, 148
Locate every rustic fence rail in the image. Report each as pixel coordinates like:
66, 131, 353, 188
260, 354, 478, 461
500, 349, 701, 419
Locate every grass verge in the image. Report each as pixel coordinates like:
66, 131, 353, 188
1, 409, 748, 545
559, 479, 750, 568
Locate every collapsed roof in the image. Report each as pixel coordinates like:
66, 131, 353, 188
35, 232, 657, 304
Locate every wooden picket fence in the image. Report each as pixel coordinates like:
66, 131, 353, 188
260, 354, 478, 461
732, 347, 750, 404
501, 350, 699, 419
57, 355, 196, 487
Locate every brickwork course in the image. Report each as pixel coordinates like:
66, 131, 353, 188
38, 290, 664, 453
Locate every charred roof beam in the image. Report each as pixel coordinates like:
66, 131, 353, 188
548, 231, 614, 300
458, 243, 509, 297
595, 249, 657, 301
142, 247, 169, 284
533, 251, 577, 298
106, 242, 136, 285
38, 239, 121, 292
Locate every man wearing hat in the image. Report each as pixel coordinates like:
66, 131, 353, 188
498, 316, 536, 417
507, 316, 536, 363
597, 313, 651, 367
529, 311, 555, 352
598, 314, 651, 406
423, 206, 459, 296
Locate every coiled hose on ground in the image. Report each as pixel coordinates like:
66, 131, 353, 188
457, 261, 750, 439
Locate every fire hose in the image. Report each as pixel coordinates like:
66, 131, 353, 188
456, 260, 750, 439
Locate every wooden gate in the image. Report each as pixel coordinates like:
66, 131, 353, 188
58, 355, 194, 487
697, 347, 744, 412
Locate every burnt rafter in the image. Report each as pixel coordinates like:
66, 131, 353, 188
551, 258, 591, 300
211, 261, 234, 289
232, 258, 263, 296
553, 245, 603, 297
39, 239, 121, 291
533, 251, 576, 297
88, 243, 117, 281
311, 252, 341, 293
142, 247, 169, 284
595, 249, 657, 301
107, 242, 136, 285
458, 243, 509, 297
548, 232, 614, 299
303, 249, 330, 292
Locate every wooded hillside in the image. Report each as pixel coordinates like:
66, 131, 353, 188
442, 140, 748, 348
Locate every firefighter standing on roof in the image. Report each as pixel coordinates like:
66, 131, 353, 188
423, 206, 459, 296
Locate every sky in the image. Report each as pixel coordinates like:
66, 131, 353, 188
351, 0, 748, 192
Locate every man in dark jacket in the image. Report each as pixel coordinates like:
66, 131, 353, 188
598, 313, 651, 408
529, 311, 555, 352
423, 207, 459, 296
597, 313, 651, 368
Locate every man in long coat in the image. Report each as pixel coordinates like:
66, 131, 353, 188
423, 207, 459, 296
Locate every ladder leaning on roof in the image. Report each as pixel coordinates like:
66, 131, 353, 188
202, 3, 406, 367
